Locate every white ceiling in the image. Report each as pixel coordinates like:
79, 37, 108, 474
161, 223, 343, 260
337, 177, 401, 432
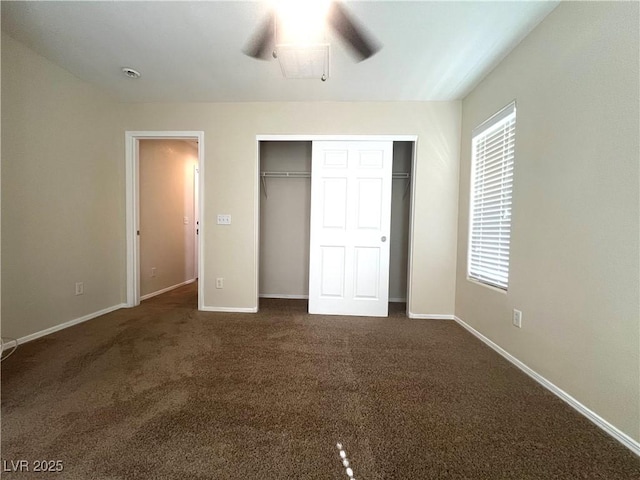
1, 1, 559, 103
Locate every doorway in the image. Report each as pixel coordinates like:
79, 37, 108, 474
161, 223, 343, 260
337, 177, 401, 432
125, 131, 205, 309
256, 135, 417, 317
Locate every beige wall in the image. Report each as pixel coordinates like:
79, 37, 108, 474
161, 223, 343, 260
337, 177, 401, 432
1, 27, 3, 342
120, 102, 461, 315
1, 33, 123, 340
455, 2, 640, 441
1, 28, 3, 343
139, 140, 197, 297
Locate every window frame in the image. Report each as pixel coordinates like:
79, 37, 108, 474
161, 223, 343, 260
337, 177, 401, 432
467, 101, 517, 291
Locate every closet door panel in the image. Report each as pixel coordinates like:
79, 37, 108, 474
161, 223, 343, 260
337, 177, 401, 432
309, 140, 392, 317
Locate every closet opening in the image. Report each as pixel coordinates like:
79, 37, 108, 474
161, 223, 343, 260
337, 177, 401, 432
257, 138, 415, 316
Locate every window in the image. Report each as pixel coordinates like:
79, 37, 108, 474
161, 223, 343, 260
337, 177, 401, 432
468, 102, 516, 290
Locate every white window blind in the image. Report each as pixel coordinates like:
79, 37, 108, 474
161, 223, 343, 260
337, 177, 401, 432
468, 102, 516, 290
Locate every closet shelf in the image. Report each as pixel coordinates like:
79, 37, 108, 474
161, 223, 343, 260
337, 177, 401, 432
259, 171, 411, 198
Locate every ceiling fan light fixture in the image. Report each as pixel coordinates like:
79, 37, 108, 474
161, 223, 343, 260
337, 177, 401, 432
244, 1, 379, 63
271, 0, 332, 44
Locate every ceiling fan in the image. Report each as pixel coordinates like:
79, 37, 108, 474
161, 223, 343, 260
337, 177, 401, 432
244, 1, 381, 63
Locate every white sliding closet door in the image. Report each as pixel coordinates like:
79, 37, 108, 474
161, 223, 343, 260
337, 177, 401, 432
308, 140, 393, 316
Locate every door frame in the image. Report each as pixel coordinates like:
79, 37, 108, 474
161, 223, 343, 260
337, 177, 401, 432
255, 134, 418, 316
194, 164, 200, 278
125, 131, 205, 309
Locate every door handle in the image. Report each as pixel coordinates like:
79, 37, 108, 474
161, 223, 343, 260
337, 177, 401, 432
381, 236, 387, 242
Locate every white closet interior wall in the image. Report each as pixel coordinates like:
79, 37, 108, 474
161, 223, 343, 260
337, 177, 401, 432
259, 140, 412, 302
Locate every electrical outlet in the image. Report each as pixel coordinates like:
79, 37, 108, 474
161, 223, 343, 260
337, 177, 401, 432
151, 267, 157, 277
184, 216, 189, 225
216, 277, 224, 289
513, 309, 522, 328
75, 282, 84, 296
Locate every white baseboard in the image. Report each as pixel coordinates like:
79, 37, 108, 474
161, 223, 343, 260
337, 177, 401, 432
9, 303, 127, 347
408, 313, 455, 320
140, 278, 196, 301
0, 338, 18, 355
200, 306, 258, 313
453, 315, 640, 457
259, 294, 309, 299
389, 297, 407, 303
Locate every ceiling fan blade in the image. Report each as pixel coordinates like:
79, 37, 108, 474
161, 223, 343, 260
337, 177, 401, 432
327, 2, 380, 62
244, 12, 275, 60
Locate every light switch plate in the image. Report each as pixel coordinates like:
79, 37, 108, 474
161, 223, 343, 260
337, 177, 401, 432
217, 214, 231, 225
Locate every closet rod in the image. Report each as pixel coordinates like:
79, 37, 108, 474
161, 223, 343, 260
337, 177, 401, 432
260, 171, 311, 178
392, 173, 412, 199
260, 171, 411, 179
259, 171, 412, 198
260, 172, 310, 198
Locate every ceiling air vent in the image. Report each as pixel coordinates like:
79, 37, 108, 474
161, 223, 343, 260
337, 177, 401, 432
275, 44, 330, 81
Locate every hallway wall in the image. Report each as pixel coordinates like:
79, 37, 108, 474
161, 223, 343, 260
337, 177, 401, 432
139, 140, 198, 298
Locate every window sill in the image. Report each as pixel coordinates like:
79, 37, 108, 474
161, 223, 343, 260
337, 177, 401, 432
466, 277, 508, 295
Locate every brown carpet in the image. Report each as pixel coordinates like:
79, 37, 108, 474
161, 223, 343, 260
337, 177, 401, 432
2, 283, 639, 479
